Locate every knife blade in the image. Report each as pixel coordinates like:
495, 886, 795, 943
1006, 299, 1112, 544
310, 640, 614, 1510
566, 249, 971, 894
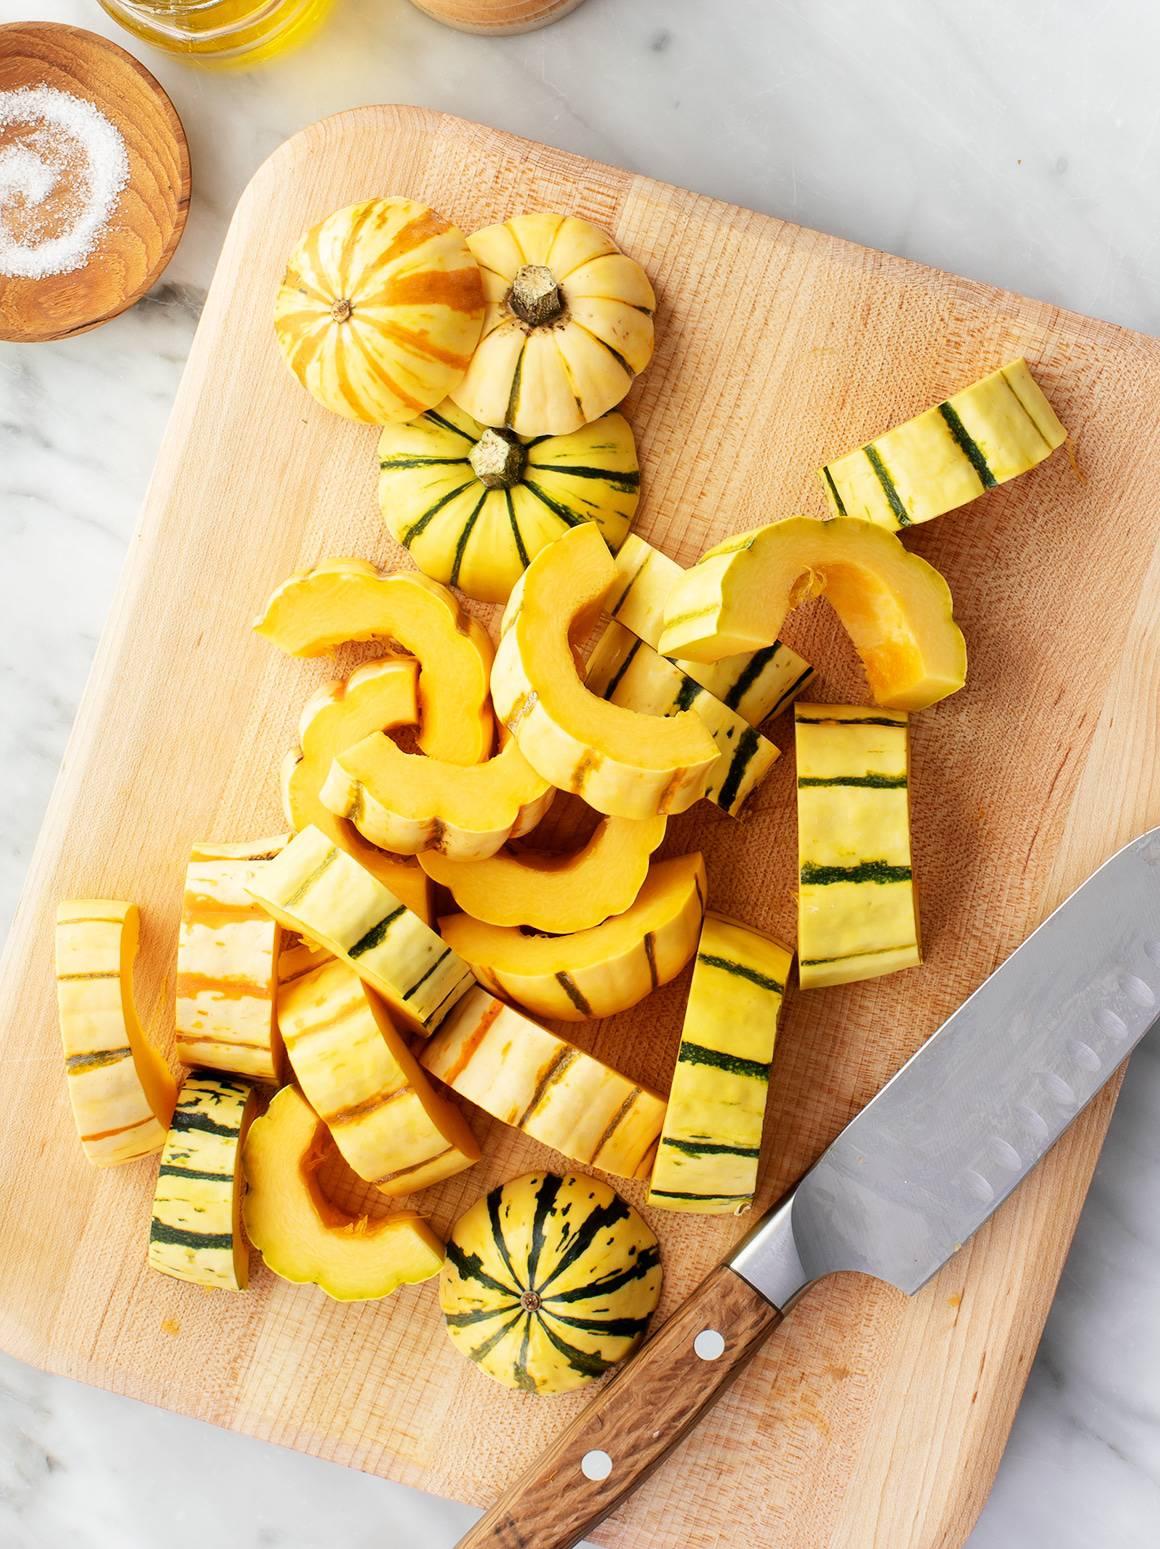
458, 827, 1160, 1549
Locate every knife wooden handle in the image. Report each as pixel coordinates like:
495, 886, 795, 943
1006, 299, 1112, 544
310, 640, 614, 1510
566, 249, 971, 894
456, 1264, 784, 1549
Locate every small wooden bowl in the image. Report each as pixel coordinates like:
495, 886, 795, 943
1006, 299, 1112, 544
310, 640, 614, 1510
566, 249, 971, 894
0, 22, 190, 343
406, 0, 588, 34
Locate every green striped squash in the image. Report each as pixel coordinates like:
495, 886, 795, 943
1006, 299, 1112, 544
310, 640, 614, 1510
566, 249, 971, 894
378, 399, 639, 604
148, 1074, 257, 1290
439, 1171, 662, 1394
648, 914, 791, 1214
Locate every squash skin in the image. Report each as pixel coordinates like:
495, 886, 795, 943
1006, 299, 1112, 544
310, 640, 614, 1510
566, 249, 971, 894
417, 813, 666, 932
253, 558, 494, 765
378, 399, 640, 603
659, 516, 967, 711
54, 900, 176, 1166
274, 198, 485, 425
438, 852, 707, 1022
491, 524, 718, 819
243, 1086, 443, 1302
439, 1171, 662, 1394
450, 213, 655, 437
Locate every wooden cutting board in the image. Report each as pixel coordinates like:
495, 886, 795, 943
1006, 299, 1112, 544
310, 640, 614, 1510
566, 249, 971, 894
3, 105, 1159, 1549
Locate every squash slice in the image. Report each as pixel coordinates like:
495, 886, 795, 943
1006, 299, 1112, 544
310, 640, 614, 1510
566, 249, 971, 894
586, 622, 780, 817
279, 959, 479, 1195
321, 728, 554, 861
820, 358, 1066, 529
659, 516, 967, 711
247, 826, 474, 1034
608, 534, 814, 725
492, 523, 717, 818
282, 658, 432, 922
439, 852, 706, 1022
422, 990, 666, 1179
55, 900, 176, 1166
418, 813, 666, 932
243, 1086, 443, 1301
796, 704, 922, 988
148, 1074, 257, 1290
175, 837, 288, 1083
253, 559, 494, 765
648, 914, 791, 1214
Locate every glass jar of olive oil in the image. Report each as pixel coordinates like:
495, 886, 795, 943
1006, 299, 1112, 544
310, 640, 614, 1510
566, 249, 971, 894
97, 0, 334, 65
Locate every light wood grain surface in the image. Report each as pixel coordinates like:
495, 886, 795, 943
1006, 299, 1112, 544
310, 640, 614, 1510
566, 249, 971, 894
1, 105, 1158, 1549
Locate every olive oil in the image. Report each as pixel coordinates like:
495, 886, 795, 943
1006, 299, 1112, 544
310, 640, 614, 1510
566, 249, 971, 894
98, 0, 335, 66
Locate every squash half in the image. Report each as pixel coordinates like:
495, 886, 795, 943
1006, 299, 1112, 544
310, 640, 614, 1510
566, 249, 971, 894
659, 516, 967, 711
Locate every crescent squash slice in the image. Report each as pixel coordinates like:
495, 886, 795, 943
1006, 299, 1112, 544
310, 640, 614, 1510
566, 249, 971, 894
274, 198, 485, 425
148, 1074, 257, 1290
378, 399, 640, 604
417, 813, 666, 933
648, 914, 791, 1215
607, 534, 814, 725
586, 622, 780, 817
282, 658, 431, 922
54, 900, 176, 1166
422, 990, 666, 1179
795, 703, 922, 988
279, 958, 480, 1195
243, 1086, 444, 1301
247, 826, 475, 1034
320, 728, 555, 862
253, 559, 494, 765
175, 837, 288, 1084
658, 516, 967, 711
439, 1171, 662, 1394
438, 852, 706, 1022
819, 358, 1067, 530
492, 523, 717, 818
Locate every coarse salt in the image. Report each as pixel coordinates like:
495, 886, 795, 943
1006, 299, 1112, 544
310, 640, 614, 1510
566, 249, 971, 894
0, 83, 129, 280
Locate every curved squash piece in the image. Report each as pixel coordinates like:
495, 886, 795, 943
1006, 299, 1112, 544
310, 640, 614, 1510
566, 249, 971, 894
439, 1171, 662, 1394
282, 658, 432, 923
55, 900, 176, 1167
492, 524, 717, 818
422, 991, 666, 1179
379, 399, 640, 604
253, 559, 494, 765
148, 1074, 257, 1290
279, 959, 480, 1195
320, 728, 555, 862
659, 517, 967, 711
247, 826, 475, 1035
819, 359, 1067, 530
439, 852, 706, 1022
418, 813, 666, 932
242, 1086, 443, 1301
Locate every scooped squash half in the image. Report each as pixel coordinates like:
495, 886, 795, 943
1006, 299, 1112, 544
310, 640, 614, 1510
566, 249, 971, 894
55, 900, 176, 1166
492, 523, 717, 818
282, 658, 432, 922
279, 958, 479, 1194
422, 990, 666, 1179
439, 852, 706, 1022
254, 559, 493, 765
659, 516, 967, 711
243, 1085, 443, 1301
320, 728, 555, 861
418, 813, 666, 933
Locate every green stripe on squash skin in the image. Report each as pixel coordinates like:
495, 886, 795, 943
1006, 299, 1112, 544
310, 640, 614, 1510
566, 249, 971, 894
717, 725, 761, 812
676, 1042, 770, 1080
821, 463, 848, 515
661, 1136, 761, 1158
505, 488, 530, 566
863, 444, 912, 526
795, 713, 905, 727
283, 845, 339, 908
424, 408, 476, 441
445, 1237, 518, 1298
537, 1318, 620, 1380
527, 1172, 563, 1288
800, 861, 912, 886
168, 1109, 242, 1139
797, 774, 907, 789
504, 340, 526, 426
643, 931, 659, 990
487, 1185, 526, 1293
546, 1311, 653, 1338
402, 947, 453, 1000
769, 664, 816, 718
537, 1195, 632, 1296
400, 479, 476, 546
800, 941, 918, 967
937, 401, 997, 489
378, 454, 469, 470
449, 490, 489, 588
674, 676, 703, 711
546, 1245, 660, 1303
554, 972, 593, 1017
721, 643, 779, 711
517, 1046, 579, 1127
65, 1046, 131, 1074
512, 1319, 538, 1393
608, 556, 648, 618
443, 1303, 520, 1328
157, 1164, 234, 1183
530, 463, 640, 491
348, 906, 406, 959
600, 638, 642, 701
695, 953, 784, 994
469, 1309, 525, 1364
148, 1221, 233, 1251
648, 1188, 753, 1204
521, 479, 586, 528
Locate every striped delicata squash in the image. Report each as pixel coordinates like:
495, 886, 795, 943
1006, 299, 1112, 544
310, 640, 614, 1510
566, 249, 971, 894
451, 213, 656, 437
274, 198, 485, 424
378, 399, 640, 603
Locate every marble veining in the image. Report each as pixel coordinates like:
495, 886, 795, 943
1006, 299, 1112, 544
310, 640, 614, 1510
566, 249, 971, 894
2, 0, 1159, 1544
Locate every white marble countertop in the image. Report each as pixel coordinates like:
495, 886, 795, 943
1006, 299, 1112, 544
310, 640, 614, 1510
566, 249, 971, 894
2, 0, 1159, 1544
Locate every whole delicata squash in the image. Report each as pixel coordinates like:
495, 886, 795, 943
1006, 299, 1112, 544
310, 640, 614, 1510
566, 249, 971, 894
274, 198, 485, 424
450, 212, 656, 437
378, 399, 640, 603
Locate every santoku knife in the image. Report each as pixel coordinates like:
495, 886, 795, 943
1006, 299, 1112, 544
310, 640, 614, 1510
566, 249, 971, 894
457, 826, 1160, 1549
